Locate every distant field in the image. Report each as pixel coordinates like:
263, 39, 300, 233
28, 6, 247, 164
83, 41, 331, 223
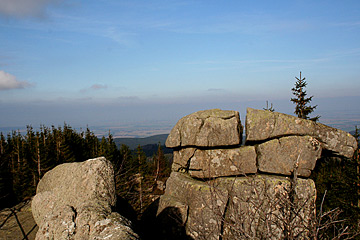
1, 112, 359, 139
0, 121, 174, 138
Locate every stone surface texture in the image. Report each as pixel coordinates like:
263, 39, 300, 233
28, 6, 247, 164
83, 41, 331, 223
256, 135, 322, 177
165, 109, 242, 148
32, 157, 139, 240
188, 146, 257, 178
246, 108, 357, 158
158, 172, 316, 240
172, 147, 196, 172
157, 172, 228, 240
157, 108, 357, 239
220, 175, 316, 240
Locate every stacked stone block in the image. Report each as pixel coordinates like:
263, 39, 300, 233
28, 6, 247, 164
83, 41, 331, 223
157, 108, 358, 239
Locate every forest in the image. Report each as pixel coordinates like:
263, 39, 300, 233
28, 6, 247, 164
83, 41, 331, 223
0, 124, 172, 218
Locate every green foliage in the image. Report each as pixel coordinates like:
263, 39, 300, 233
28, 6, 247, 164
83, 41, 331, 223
0, 123, 172, 219
0, 124, 125, 209
291, 72, 320, 121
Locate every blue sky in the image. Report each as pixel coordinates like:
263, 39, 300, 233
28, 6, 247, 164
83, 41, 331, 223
0, 0, 360, 131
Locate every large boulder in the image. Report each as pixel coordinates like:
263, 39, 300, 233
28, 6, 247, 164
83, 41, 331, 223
246, 108, 357, 158
31, 157, 139, 240
256, 136, 322, 177
166, 109, 242, 148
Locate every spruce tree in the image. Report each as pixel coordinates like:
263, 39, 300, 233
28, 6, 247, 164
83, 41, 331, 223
291, 72, 320, 121
153, 143, 169, 183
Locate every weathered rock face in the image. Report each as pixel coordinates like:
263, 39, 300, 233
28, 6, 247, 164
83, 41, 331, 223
158, 172, 316, 240
157, 108, 357, 239
32, 157, 139, 240
246, 108, 357, 158
166, 109, 242, 148
189, 146, 257, 178
158, 172, 228, 240
220, 175, 316, 239
257, 135, 322, 177
171, 146, 257, 178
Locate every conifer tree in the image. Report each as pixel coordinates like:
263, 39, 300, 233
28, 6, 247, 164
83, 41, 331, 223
153, 143, 167, 183
84, 127, 99, 159
105, 132, 121, 168
0, 133, 12, 208
291, 72, 320, 121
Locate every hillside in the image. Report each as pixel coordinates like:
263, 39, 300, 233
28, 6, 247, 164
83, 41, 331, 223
113, 134, 169, 149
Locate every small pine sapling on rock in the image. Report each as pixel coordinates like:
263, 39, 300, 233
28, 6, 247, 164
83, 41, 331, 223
263, 100, 275, 112
291, 72, 320, 121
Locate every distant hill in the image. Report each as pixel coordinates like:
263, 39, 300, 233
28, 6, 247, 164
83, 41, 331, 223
114, 134, 169, 150
139, 143, 173, 157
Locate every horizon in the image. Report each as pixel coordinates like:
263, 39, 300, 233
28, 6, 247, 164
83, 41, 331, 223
1, 95, 360, 138
1, 0, 359, 133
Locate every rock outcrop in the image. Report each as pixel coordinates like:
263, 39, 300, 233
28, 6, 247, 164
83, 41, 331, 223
157, 108, 357, 239
32, 157, 139, 240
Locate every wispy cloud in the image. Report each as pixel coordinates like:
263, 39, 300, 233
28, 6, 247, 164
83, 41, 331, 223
103, 27, 137, 47
185, 58, 330, 66
0, 0, 62, 19
157, 12, 314, 35
40, 13, 139, 47
332, 21, 360, 28
325, 48, 360, 59
0, 70, 32, 90
80, 84, 107, 93
90, 84, 107, 90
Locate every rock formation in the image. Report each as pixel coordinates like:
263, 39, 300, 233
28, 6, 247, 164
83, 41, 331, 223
157, 108, 357, 239
31, 157, 139, 240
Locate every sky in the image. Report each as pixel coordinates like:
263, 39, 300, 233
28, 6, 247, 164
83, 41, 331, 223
0, 0, 360, 133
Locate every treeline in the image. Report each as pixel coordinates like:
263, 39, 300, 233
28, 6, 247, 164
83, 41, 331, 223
0, 124, 171, 216
1, 121, 360, 232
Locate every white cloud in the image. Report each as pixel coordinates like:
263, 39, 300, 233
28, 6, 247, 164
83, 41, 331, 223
80, 84, 108, 93
0, 0, 60, 18
0, 70, 31, 90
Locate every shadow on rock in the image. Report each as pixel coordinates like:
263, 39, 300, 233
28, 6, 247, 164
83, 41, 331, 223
140, 199, 193, 240
114, 194, 138, 224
